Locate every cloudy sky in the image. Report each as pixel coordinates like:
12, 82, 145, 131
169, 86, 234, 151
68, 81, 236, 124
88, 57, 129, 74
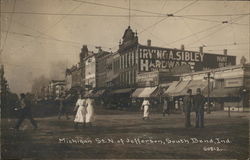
0, 0, 249, 93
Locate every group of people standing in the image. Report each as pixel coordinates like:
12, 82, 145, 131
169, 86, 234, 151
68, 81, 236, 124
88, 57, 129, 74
73, 93, 95, 129
140, 87, 206, 128
183, 88, 206, 128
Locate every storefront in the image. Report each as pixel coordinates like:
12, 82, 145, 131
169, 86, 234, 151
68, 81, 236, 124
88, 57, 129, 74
164, 64, 250, 111
104, 88, 135, 109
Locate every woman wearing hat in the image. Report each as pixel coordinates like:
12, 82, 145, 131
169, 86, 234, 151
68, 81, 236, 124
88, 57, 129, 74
73, 93, 87, 129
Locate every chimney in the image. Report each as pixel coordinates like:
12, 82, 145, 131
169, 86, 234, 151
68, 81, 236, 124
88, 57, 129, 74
223, 49, 227, 55
147, 39, 151, 46
181, 44, 185, 50
199, 46, 203, 54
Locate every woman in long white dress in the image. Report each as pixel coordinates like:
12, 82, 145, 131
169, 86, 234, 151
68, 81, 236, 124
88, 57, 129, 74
85, 96, 95, 127
141, 98, 150, 120
73, 93, 86, 129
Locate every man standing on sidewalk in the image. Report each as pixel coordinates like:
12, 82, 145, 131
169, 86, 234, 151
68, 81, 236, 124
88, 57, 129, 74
13, 93, 38, 130
183, 89, 193, 128
194, 88, 206, 128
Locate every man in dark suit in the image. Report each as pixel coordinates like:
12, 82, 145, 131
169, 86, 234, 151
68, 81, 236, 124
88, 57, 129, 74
183, 89, 193, 128
13, 93, 38, 130
194, 88, 206, 128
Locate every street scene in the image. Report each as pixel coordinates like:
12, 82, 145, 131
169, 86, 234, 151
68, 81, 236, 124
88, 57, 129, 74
1, 0, 250, 159
1, 107, 249, 159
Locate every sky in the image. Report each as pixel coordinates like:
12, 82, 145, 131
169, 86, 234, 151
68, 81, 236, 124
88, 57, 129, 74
0, 0, 249, 94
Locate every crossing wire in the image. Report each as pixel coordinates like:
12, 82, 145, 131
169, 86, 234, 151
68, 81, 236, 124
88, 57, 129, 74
138, 0, 199, 34
181, 16, 249, 26
72, 0, 166, 16
166, 15, 247, 46
185, 15, 248, 46
1, 11, 249, 18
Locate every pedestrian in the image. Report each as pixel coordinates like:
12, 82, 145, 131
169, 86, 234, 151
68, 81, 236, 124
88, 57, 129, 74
85, 95, 95, 127
162, 98, 170, 117
169, 97, 174, 113
73, 93, 87, 129
194, 88, 206, 128
56, 93, 70, 120
183, 89, 193, 128
12, 93, 38, 130
141, 98, 150, 120
175, 100, 179, 111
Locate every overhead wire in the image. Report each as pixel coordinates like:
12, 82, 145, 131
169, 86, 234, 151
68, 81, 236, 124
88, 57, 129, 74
138, 0, 199, 34
71, 0, 166, 16
166, 15, 247, 46
1, 0, 16, 53
188, 42, 249, 48
181, 17, 204, 45
1, 11, 249, 19
151, 0, 168, 32
186, 15, 248, 46
1, 1, 84, 56
181, 16, 249, 26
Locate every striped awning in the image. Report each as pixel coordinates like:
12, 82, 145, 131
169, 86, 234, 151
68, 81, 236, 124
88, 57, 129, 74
132, 87, 157, 98
164, 81, 190, 97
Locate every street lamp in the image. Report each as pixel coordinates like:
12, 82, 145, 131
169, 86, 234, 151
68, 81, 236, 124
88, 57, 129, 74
204, 72, 214, 114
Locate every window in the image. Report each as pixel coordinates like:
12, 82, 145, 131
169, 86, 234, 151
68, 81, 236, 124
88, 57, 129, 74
128, 71, 131, 85
128, 52, 130, 67
121, 56, 123, 69
132, 51, 134, 66
124, 54, 127, 68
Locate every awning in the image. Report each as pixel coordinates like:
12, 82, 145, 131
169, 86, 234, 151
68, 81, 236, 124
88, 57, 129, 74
209, 87, 241, 98
131, 88, 144, 97
165, 80, 190, 97
151, 84, 171, 97
132, 87, 157, 98
110, 88, 134, 94
182, 80, 208, 96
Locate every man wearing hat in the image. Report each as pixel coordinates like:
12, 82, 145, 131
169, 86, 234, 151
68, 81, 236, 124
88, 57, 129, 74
194, 88, 206, 128
183, 89, 193, 128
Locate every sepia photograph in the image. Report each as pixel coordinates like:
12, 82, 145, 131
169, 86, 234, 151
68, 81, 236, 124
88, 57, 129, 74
0, 0, 249, 159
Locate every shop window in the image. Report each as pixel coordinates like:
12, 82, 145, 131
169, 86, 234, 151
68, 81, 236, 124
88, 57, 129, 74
132, 51, 134, 66
215, 79, 224, 88
128, 52, 131, 67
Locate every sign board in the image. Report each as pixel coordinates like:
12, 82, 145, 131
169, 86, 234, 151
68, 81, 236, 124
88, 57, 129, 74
225, 78, 243, 87
136, 72, 158, 87
138, 45, 236, 73
200, 54, 236, 70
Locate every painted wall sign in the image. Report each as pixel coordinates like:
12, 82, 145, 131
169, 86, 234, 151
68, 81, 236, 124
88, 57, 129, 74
138, 45, 236, 72
225, 78, 243, 87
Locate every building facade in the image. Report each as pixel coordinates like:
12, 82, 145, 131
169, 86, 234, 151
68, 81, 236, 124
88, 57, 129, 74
166, 64, 250, 111
85, 54, 96, 89
115, 26, 236, 89
96, 50, 111, 89
48, 80, 66, 98
106, 52, 120, 88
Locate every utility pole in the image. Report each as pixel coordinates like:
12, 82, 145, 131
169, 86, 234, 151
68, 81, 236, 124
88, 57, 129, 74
205, 72, 214, 114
